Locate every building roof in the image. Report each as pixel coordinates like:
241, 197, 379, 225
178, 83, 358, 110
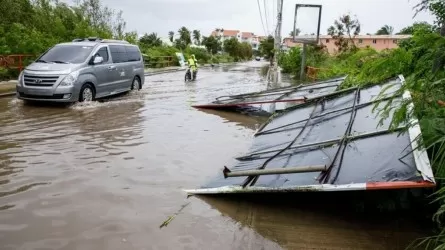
241, 32, 254, 39
223, 30, 240, 37
284, 35, 412, 40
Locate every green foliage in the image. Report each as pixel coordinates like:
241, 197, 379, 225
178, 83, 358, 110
201, 36, 222, 54
192, 30, 201, 45
142, 46, 179, 68
168, 31, 174, 43
177, 27, 192, 47
0, 0, 138, 78
375, 25, 394, 35
278, 45, 329, 77
327, 14, 361, 53
139, 33, 162, 48
259, 35, 274, 60
184, 47, 210, 63
223, 38, 253, 61
397, 22, 436, 35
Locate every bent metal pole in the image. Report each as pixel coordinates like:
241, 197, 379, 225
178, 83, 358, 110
223, 165, 326, 178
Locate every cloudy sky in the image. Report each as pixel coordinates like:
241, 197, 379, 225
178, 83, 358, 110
71, 0, 436, 38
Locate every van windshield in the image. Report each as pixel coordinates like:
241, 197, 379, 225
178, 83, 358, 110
37, 45, 94, 64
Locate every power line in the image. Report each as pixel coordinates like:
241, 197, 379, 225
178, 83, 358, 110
257, 0, 267, 36
272, 0, 276, 31
264, 0, 270, 35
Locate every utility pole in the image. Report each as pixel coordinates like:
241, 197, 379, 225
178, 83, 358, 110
272, 0, 284, 84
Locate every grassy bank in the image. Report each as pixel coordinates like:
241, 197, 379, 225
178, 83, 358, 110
279, 24, 445, 248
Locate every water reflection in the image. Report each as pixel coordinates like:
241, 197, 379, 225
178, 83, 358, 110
197, 192, 430, 250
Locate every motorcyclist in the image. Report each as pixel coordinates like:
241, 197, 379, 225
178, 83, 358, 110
187, 54, 198, 79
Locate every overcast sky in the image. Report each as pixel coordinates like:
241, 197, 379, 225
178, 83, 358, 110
71, 0, 436, 38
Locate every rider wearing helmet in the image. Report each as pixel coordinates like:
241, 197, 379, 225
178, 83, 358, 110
187, 54, 198, 72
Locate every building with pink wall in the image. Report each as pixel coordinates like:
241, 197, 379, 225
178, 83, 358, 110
283, 35, 412, 54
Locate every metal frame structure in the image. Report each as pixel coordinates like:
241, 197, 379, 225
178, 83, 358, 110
185, 75, 436, 195
292, 4, 322, 44
292, 4, 323, 80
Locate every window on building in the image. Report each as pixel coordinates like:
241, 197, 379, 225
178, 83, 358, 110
358, 39, 363, 44
393, 39, 398, 44
372, 39, 377, 44
326, 39, 330, 43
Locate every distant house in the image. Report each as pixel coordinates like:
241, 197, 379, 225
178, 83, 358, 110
210, 29, 263, 50
282, 35, 412, 54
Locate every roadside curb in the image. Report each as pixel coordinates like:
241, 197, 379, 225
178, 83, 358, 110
0, 92, 15, 98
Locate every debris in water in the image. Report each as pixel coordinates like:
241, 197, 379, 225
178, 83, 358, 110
159, 202, 190, 229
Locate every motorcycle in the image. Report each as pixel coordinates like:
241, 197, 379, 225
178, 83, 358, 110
184, 67, 197, 82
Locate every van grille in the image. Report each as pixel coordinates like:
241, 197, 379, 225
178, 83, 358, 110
19, 92, 64, 99
24, 75, 59, 87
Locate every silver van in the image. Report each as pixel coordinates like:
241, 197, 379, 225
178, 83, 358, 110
16, 38, 145, 103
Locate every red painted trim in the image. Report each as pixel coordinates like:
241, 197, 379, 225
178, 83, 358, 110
192, 98, 306, 109
366, 181, 436, 190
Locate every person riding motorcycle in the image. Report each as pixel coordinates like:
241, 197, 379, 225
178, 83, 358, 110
186, 54, 198, 80
187, 54, 198, 72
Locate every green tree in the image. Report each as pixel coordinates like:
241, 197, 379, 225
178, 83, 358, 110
223, 37, 239, 58
259, 35, 275, 61
327, 14, 361, 52
396, 22, 435, 34
375, 25, 394, 35
139, 33, 162, 48
168, 31, 174, 43
202, 36, 221, 54
415, 0, 445, 35
178, 26, 191, 45
192, 30, 201, 45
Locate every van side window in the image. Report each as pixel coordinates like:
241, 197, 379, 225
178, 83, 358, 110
109, 45, 128, 63
96, 47, 109, 62
125, 46, 141, 62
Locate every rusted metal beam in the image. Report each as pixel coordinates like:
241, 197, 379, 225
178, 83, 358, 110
223, 165, 326, 178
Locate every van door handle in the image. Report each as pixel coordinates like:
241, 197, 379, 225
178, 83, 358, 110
108, 66, 116, 71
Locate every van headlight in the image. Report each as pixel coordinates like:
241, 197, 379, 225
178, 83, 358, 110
17, 71, 24, 86
60, 71, 80, 86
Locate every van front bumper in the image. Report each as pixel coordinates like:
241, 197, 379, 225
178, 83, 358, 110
16, 85, 80, 103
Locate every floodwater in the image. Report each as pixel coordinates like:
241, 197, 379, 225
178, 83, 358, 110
0, 61, 430, 249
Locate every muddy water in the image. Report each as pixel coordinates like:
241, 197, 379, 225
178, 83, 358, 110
0, 62, 428, 249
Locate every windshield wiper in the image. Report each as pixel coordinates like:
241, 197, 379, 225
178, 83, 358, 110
36, 59, 47, 63
50, 60, 69, 64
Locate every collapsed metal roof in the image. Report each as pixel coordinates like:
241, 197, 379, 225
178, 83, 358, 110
186, 75, 435, 194
192, 76, 346, 114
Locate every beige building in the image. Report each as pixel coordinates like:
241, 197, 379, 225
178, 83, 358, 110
210, 29, 264, 50
283, 35, 412, 54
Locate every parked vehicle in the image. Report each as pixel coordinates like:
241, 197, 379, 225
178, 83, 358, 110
255, 56, 261, 61
16, 37, 145, 103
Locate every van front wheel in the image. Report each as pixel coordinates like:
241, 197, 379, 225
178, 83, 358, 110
79, 84, 95, 102
131, 77, 141, 91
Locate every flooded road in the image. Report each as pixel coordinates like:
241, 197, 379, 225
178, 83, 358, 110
0, 62, 429, 249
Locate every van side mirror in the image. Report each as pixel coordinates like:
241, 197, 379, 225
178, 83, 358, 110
93, 56, 104, 64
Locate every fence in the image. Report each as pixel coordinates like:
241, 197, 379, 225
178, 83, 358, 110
0, 54, 37, 72
143, 56, 177, 68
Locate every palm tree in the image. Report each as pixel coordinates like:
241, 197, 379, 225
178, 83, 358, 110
375, 25, 394, 35
193, 30, 201, 45
139, 32, 162, 47
178, 26, 191, 45
168, 31, 174, 43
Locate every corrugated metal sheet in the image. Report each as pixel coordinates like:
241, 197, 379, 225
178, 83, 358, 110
186, 75, 435, 194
